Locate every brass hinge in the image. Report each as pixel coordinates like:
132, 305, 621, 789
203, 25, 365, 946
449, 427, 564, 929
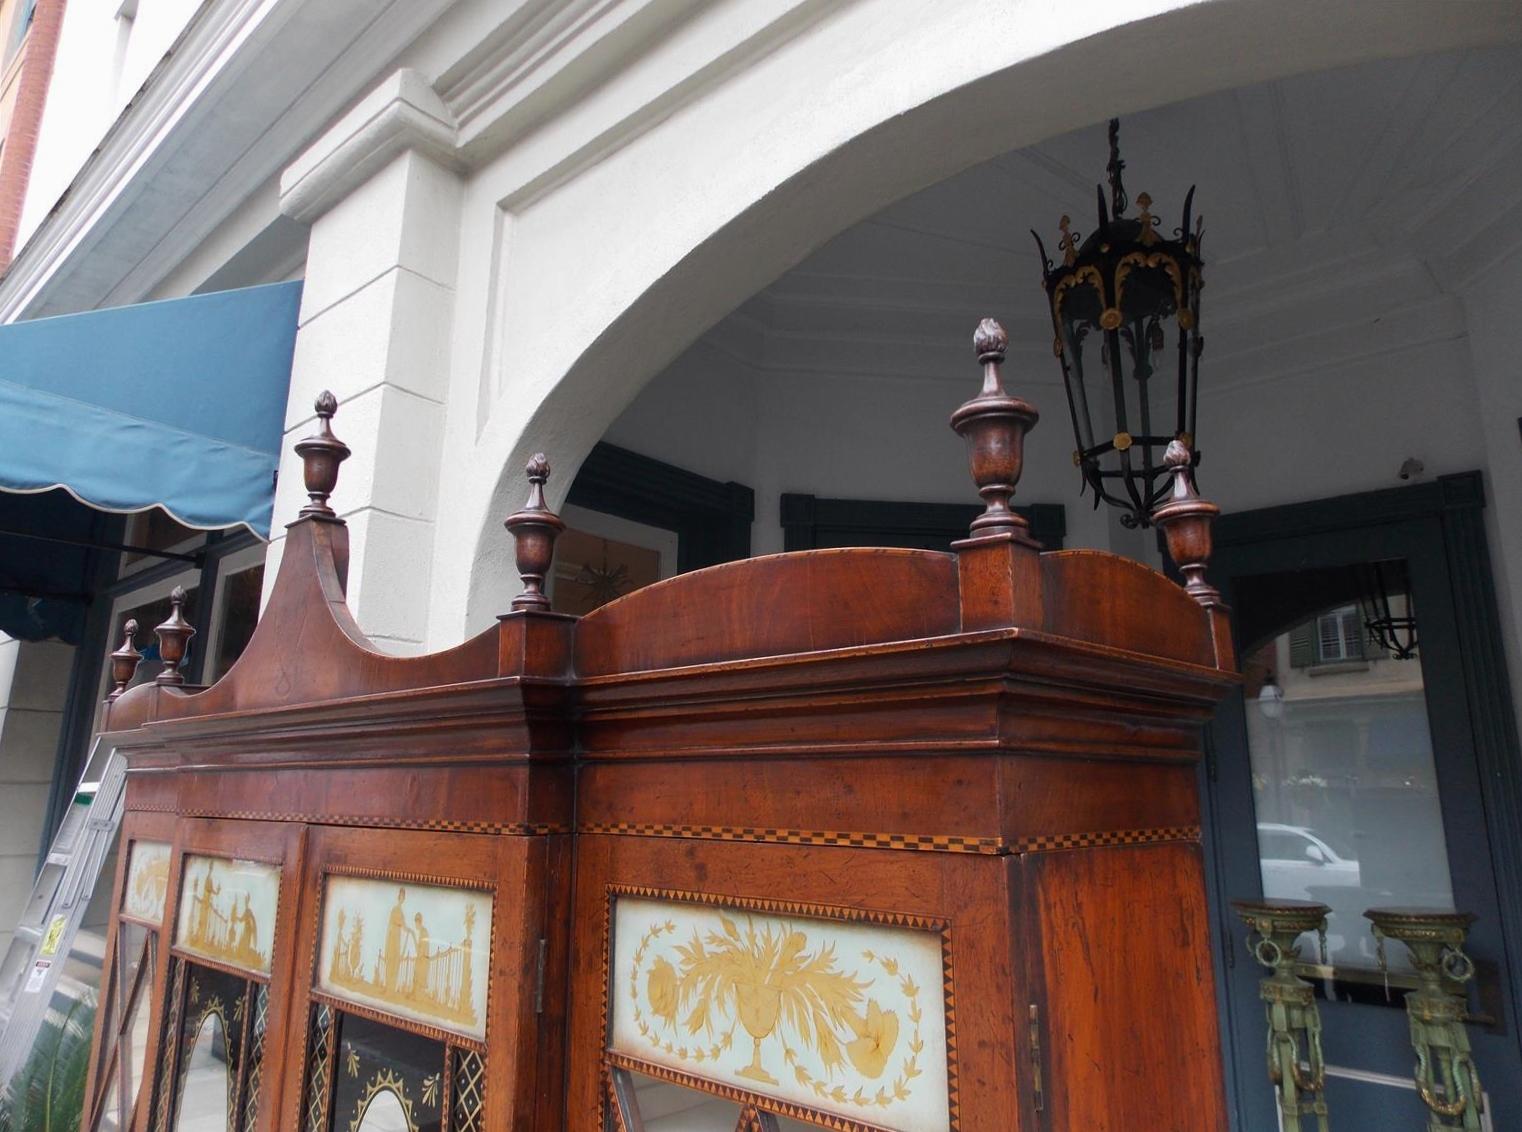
1028, 1003, 1044, 1113
534, 937, 548, 1013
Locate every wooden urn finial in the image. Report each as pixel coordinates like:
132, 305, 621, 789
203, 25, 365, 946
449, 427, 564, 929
504, 453, 565, 612
294, 390, 351, 519
1151, 439, 1221, 607
950, 318, 1040, 543
153, 587, 196, 686
107, 619, 142, 701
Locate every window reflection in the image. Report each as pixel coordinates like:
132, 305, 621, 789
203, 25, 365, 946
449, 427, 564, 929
356, 1088, 413, 1131
123, 984, 153, 1120
614, 1070, 817, 1131
322, 1010, 445, 1132
167, 962, 262, 1132
173, 1013, 230, 1132
1245, 584, 1453, 971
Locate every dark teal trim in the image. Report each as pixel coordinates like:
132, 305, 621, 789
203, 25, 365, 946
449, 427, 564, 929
1203, 470, 1522, 1128
567, 442, 754, 571
780, 493, 1066, 551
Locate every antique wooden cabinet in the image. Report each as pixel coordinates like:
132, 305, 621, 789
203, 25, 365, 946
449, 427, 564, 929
84, 322, 1237, 1132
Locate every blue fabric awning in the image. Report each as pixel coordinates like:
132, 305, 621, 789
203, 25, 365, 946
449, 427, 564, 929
0, 281, 301, 538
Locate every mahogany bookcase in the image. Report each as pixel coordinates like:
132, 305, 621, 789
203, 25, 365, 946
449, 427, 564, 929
84, 322, 1237, 1132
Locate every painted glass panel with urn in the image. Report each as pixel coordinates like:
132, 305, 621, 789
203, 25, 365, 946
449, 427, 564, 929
606, 895, 950, 1132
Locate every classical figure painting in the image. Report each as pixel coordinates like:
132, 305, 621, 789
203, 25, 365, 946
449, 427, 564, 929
173, 855, 279, 976
610, 896, 951, 1132
122, 839, 171, 925
317, 875, 493, 1041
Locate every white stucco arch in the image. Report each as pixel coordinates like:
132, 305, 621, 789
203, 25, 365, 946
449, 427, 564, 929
440, 0, 1522, 643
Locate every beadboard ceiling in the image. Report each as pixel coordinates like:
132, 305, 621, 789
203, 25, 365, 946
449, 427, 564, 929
699, 46, 1522, 396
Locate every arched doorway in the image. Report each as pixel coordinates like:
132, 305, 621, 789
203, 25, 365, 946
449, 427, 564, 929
447, 2, 1522, 638
506, 41, 1522, 1131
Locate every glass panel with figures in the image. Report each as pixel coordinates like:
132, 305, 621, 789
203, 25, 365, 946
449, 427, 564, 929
1244, 574, 1453, 971
301, 875, 493, 1132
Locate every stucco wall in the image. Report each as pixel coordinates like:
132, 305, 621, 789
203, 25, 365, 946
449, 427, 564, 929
599, 261, 1487, 560
422, 0, 1522, 644
1459, 254, 1522, 726
0, 636, 73, 954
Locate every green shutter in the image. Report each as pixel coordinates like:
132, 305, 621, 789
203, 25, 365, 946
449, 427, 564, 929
1289, 621, 1315, 668
1345, 611, 1366, 660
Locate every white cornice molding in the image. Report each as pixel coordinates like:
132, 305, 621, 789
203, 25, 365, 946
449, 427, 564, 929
0, 0, 288, 320
440, 0, 630, 138
280, 69, 461, 224
0, 0, 457, 321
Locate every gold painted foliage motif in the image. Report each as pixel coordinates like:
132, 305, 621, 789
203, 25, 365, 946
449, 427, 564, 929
630, 913, 926, 1111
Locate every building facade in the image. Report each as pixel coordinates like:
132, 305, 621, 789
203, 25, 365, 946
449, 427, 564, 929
0, 0, 63, 269
3, 2, 1522, 1128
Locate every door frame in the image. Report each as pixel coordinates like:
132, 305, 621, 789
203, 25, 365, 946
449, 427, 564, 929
567, 442, 754, 572
780, 493, 1067, 551
1201, 470, 1522, 1127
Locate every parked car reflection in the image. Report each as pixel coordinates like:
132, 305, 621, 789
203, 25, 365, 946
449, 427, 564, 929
1257, 823, 1364, 961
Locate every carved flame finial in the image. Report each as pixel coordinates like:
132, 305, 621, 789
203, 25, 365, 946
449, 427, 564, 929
525, 452, 551, 492
504, 454, 565, 612
973, 317, 1008, 365
108, 618, 142, 701
1152, 439, 1221, 607
950, 319, 1040, 544
294, 390, 351, 519
153, 587, 196, 686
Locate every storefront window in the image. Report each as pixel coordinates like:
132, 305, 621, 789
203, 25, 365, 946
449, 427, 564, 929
108, 584, 202, 691
208, 562, 263, 683
120, 510, 200, 572
1245, 580, 1453, 971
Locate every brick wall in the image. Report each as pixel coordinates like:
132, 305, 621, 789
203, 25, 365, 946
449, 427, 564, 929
0, 0, 66, 270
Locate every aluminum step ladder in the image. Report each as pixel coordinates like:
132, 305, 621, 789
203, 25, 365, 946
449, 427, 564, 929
0, 739, 125, 1087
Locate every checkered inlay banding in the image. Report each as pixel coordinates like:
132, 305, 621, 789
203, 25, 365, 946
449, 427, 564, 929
176, 809, 568, 836
1009, 825, 1202, 853
579, 821, 1006, 854
581, 821, 1202, 855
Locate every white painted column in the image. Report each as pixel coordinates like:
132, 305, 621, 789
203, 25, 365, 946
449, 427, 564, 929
266, 71, 463, 655
1459, 256, 1522, 716
0, 636, 74, 949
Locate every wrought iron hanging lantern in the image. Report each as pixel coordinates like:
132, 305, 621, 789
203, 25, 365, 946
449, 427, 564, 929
1357, 559, 1418, 660
1032, 119, 1204, 528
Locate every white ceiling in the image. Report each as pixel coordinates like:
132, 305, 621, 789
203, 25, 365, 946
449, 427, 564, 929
703, 45, 1522, 394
